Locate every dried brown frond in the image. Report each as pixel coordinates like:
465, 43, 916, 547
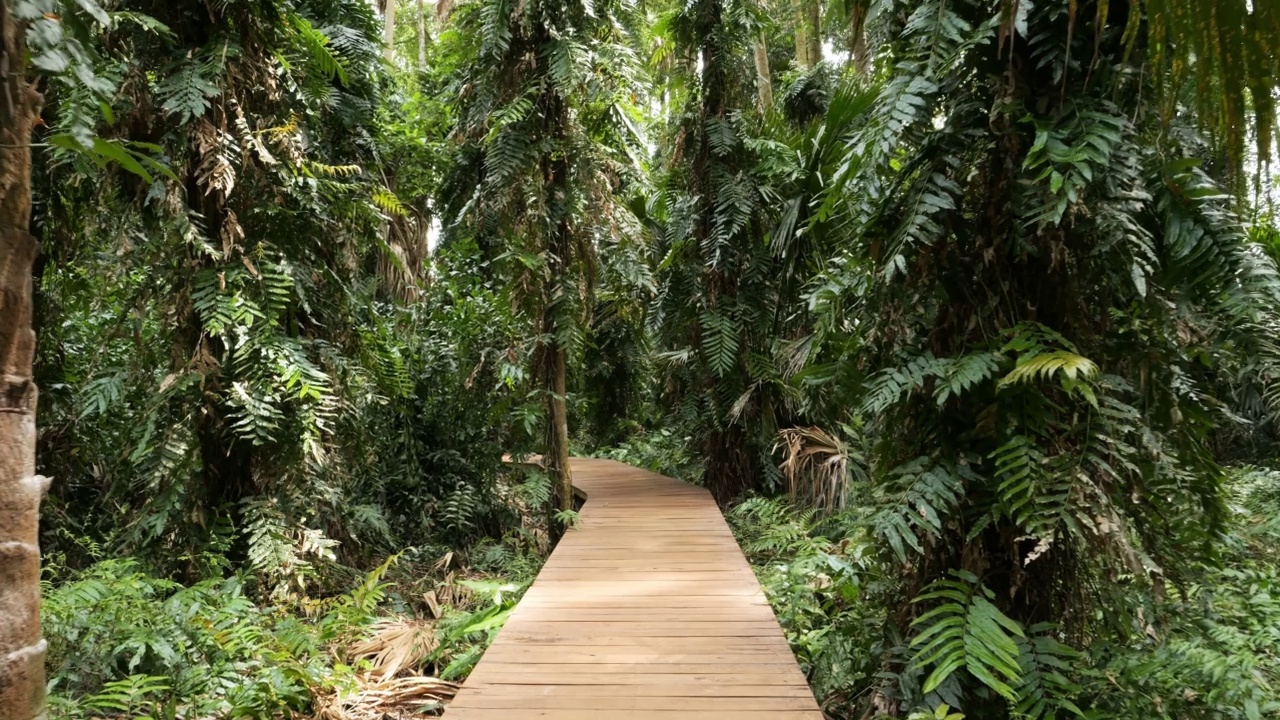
775, 426, 849, 513
432, 570, 468, 607
312, 673, 459, 720
194, 117, 237, 200
347, 619, 438, 680
220, 209, 244, 256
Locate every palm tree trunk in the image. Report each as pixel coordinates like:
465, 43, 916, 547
752, 36, 773, 110
0, 3, 48, 718
382, 0, 397, 62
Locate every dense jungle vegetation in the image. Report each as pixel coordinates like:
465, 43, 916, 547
2, 0, 1280, 718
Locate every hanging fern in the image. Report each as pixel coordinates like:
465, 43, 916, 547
287, 14, 350, 85
874, 457, 970, 562
910, 571, 1027, 702
700, 310, 741, 378
372, 186, 410, 217
156, 60, 221, 122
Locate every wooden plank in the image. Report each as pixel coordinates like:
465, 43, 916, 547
490, 638, 793, 651
516, 593, 771, 605
446, 710, 824, 720
499, 627, 788, 638
495, 621, 784, 635
449, 695, 820, 710
508, 609, 778, 621
524, 580, 764, 589
542, 558, 749, 565
455, 673, 806, 686
444, 457, 822, 719
534, 571, 757, 581
458, 684, 815, 698
469, 662, 807, 676
475, 651, 798, 664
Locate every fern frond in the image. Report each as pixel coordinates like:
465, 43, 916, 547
373, 186, 410, 217
910, 571, 1026, 702
999, 351, 1099, 388
289, 14, 351, 85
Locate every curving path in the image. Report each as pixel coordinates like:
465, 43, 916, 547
445, 457, 824, 719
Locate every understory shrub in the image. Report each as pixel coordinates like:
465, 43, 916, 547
43, 558, 370, 719
729, 467, 1280, 720
42, 530, 546, 720
588, 428, 702, 481
1084, 466, 1280, 719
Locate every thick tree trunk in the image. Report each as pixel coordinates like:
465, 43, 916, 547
792, 0, 809, 67
0, 3, 48, 719
792, 0, 821, 67
693, 0, 758, 505
752, 36, 773, 110
185, 121, 253, 538
848, 0, 870, 75
807, 0, 821, 66
382, 0, 397, 62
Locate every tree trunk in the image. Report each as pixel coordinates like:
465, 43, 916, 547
792, 0, 821, 67
382, 0, 397, 62
752, 36, 773, 110
0, 3, 48, 719
536, 78, 574, 526
545, 342, 572, 514
848, 0, 870, 75
537, 249, 574, 522
416, 0, 428, 70
184, 120, 253, 541
792, 0, 809, 66
703, 425, 755, 505
808, 0, 821, 67
693, 0, 757, 505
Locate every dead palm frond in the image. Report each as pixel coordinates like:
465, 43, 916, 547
775, 426, 851, 513
313, 673, 460, 720
347, 619, 438, 680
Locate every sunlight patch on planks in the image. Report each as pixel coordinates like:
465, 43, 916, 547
445, 457, 823, 720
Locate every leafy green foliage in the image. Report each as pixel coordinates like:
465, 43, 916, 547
33, 0, 531, 577
773, 0, 1280, 714
908, 571, 1084, 718
728, 497, 884, 717
432, 577, 526, 680
155, 58, 222, 123
1083, 467, 1280, 720
42, 558, 372, 719
590, 428, 702, 480
17, 0, 114, 136
910, 571, 1026, 701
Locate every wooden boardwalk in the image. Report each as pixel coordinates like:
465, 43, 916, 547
446, 457, 823, 720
